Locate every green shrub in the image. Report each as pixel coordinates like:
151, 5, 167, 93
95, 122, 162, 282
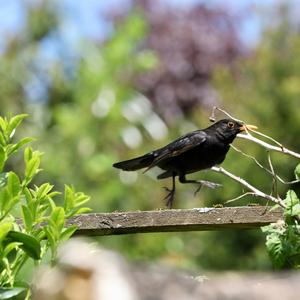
0, 114, 90, 299
262, 164, 300, 269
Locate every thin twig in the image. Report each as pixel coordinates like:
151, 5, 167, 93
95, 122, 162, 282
230, 144, 299, 185
209, 106, 217, 122
246, 127, 284, 149
210, 107, 297, 155
211, 166, 286, 208
278, 178, 300, 185
225, 192, 256, 204
230, 144, 269, 172
267, 151, 279, 199
237, 133, 300, 159
210, 106, 244, 123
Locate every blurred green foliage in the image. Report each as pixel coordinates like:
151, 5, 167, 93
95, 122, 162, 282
213, 11, 300, 201
1, 1, 300, 274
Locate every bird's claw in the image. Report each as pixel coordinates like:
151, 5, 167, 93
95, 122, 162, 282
163, 187, 175, 209
194, 185, 202, 196
193, 180, 222, 197
200, 180, 222, 189
163, 186, 172, 193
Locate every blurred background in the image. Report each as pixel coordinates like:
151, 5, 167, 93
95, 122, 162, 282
1, 0, 300, 272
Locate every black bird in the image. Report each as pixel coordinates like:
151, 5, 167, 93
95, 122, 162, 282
113, 119, 257, 208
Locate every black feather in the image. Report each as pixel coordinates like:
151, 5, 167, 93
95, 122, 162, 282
113, 152, 155, 171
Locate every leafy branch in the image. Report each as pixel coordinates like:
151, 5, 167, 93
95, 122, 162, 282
0, 114, 91, 299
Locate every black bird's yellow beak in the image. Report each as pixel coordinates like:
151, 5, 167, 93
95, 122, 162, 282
239, 124, 258, 132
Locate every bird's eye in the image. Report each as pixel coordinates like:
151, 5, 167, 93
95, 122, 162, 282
227, 122, 234, 129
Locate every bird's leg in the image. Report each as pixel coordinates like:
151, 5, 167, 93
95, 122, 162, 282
163, 173, 176, 209
179, 174, 222, 196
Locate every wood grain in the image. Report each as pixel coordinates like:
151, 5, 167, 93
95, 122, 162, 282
67, 206, 283, 236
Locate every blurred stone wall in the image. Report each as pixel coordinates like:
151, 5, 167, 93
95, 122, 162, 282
33, 238, 300, 300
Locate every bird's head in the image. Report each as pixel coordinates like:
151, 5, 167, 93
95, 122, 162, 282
209, 119, 257, 142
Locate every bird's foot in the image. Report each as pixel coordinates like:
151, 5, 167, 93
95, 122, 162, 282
200, 180, 222, 189
163, 187, 175, 209
193, 184, 202, 196
193, 180, 222, 196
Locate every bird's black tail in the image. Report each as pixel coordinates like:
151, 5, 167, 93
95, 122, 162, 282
113, 152, 155, 171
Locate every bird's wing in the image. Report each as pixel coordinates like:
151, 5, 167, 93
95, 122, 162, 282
144, 130, 207, 171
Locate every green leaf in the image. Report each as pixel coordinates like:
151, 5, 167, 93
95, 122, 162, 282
47, 198, 57, 211
25, 158, 40, 180
0, 133, 5, 147
289, 203, 300, 217
7, 172, 20, 197
0, 189, 9, 213
47, 191, 61, 199
74, 207, 92, 214
74, 192, 90, 207
0, 146, 5, 172
0, 172, 21, 215
0, 221, 13, 243
21, 205, 33, 232
44, 227, 56, 259
64, 185, 75, 212
6, 137, 35, 156
284, 190, 300, 220
50, 207, 65, 233
0, 287, 26, 300
0, 116, 6, 132
295, 163, 300, 181
1, 195, 20, 216
261, 225, 271, 234
284, 190, 299, 207
23, 188, 33, 206
24, 147, 33, 164
3, 242, 22, 257
36, 204, 50, 218
36, 183, 54, 200
7, 231, 41, 260
60, 225, 77, 242
24, 152, 41, 183
266, 233, 285, 269
64, 186, 90, 214
36, 229, 46, 241
7, 114, 28, 139
66, 207, 92, 218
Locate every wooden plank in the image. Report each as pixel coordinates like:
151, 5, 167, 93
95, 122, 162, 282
67, 206, 283, 236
